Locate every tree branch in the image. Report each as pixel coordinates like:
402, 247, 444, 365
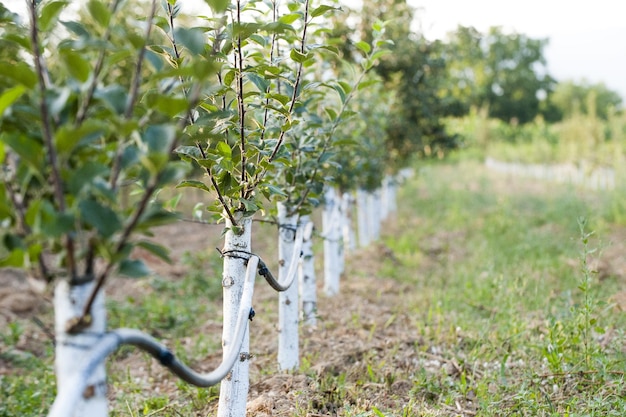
27, 0, 77, 281
75, 0, 122, 125
110, 0, 158, 189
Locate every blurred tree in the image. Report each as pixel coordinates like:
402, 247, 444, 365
359, 0, 457, 162
443, 25, 555, 124
551, 79, 623, 120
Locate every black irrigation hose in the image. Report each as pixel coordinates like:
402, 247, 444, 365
48, 256, 260, 417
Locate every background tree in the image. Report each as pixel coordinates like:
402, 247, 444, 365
442, 25, 555, 124
551, 79, 623, 120
359, 0, 457, 162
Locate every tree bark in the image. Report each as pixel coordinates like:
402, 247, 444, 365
277, 203, 300, 370
54, 280, 107, 417
217, 214, 253, 417
299, 215, 316, 326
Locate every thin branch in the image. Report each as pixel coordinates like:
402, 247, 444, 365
110, 0, 158, 189
4, 178, 52, 281
235, 0, 247, 193
266, 0, 310, 163
196, 142, 238, 226
245, 0, 311, 198
27, 0, 77, 280
72, 85, 203, 332
75, 0, 122, 125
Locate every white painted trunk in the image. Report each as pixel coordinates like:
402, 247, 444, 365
54, 280, 107, 417
323, 187, 341, 296
299, 216, 317, 327
356, 188, 370, 248
341, 192, 356, 253
367, 189, 381, 242
387, 175, 398, 214
277, 203, 300, 371
217, 215, 253, 417
381, 175, 397, 218
380, 177, 390, 221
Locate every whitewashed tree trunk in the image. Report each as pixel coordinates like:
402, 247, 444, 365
299, 216, 317, 327
323, 187, 341, 296
356, 188, 370, 248
341, 192, 356, 253
277, 203, 300, 371
367, 189, 381, 242
387, 175, 398, 214
381, 175, 397, 218
217, 214, 253, 417
54, 280, 107, 417
336, 192, 346, 276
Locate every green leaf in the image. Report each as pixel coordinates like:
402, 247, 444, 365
55, 119, 106, 154
118, 259, 151, 278
0, 132, 43, 169
153, 95, 189, 117
79, 198, 122, 238
203, 0, 229, 13
174, 27, 206, 55
177, 180, 211, 193
39, 1, 68, 32
278, 13, 300, 24
59, 49, 91, 82
310, 5, 336, 18
40, 202, 75, 237
175, 145, 203, 160
0, 62, 37, 88
216, 141, 232, 158
290, 48, 308, 64
0, 249, 26, 268
136, 241, 171, 263
87, 0, 111, 27
143, 124, 176, 153
137, 205, 179, 229
67, 162, 109, 194
355, 41, 371, 54
0, 85, 26, 116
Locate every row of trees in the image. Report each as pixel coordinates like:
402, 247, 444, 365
0, 0, 407, 415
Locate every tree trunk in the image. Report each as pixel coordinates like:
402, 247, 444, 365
323, 187, 341, 296
217, 214, 253, 417
341, 192, 356, 253
277, 203, 300, 371
367, 189, 381, 242
356, 188, 370, 248
299, 215, 317, 327
54, 280, 107, 417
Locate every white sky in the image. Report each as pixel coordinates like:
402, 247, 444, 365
410, 0, 626, 100
4, 0, 625, 100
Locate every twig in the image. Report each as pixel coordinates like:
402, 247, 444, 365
245, 0, 311, 198
27, 0, 77, 281
196, 142, 237, 226
110, 0, 158, 189
72, 87, 202, 333
235, 0, 247, 192
75, 0, 122, 125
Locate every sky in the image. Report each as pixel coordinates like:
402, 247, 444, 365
409, 0, 626, 100
4, 0, 625, 100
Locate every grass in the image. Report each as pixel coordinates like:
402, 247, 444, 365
3, 158, 626, 415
